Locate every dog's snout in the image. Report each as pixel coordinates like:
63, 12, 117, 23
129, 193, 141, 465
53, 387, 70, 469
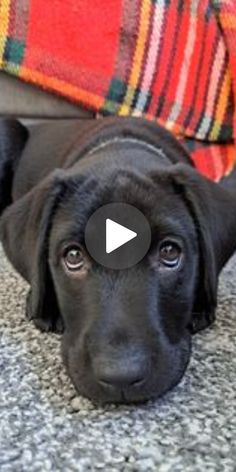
93, 352, 148, 390
97, 369, 145, 389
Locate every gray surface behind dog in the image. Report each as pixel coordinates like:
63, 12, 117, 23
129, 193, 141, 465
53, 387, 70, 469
0, 243, 235, 472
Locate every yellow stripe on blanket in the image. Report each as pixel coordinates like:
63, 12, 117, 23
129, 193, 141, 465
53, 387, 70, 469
0, 0, 11, 65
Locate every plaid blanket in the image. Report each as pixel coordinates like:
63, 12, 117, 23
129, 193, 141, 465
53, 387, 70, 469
0, 0, 236, 182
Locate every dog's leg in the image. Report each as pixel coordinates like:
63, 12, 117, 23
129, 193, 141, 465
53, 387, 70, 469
26, 288, 64, 334
0, 120, 28, 215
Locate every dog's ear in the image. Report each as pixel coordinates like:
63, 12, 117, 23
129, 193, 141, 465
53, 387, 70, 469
169, 164, 236, 333
0, 169, 66, 332
0, 119, 28, 214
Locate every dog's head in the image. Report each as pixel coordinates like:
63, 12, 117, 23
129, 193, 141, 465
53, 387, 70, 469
1, 130, 236, 404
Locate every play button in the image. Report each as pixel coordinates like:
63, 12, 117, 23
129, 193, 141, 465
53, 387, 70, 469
85, 203, 151, 270
106, 219, 137, 254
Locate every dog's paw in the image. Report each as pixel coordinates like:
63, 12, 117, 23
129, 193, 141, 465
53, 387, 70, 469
25, 289, 64, 334
32, 315, 64, 334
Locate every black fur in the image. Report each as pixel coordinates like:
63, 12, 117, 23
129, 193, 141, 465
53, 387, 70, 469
1, 117, 236, 404
0, 119, 28, 214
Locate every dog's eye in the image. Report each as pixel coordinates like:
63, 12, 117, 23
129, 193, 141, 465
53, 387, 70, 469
63, 246, 85, 271
159, 240, 182, 268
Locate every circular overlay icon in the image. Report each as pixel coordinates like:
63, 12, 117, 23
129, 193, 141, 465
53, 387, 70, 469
85, 203, 151, 270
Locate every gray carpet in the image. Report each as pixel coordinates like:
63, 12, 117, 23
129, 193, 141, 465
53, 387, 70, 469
0, 243, 235, 472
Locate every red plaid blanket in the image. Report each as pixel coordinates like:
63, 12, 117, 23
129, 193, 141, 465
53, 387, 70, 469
0, 0, 236, 181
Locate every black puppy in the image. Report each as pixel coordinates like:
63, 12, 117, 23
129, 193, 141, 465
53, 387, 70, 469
1, 117, 236, 404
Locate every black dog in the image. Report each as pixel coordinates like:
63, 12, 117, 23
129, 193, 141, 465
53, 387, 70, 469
1, 117, 236, 404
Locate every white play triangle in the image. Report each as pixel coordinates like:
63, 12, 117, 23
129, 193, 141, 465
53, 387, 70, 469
106, 218, 137, 254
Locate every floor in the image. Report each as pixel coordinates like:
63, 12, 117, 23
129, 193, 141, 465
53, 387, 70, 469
0, 244, 235, 472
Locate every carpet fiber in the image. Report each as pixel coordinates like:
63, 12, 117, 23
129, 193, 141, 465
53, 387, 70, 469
0, 243, 235, 471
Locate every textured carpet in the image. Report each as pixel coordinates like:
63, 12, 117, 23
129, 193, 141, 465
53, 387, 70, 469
0, 243, 235, 472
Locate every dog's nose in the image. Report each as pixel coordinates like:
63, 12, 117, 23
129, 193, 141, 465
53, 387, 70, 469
94, 356, 147, 389
98, 370, 145, 389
